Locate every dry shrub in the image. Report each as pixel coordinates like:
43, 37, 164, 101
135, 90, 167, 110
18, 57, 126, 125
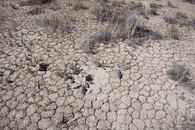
167, 64, 190, 82
164, 12, 190, 27
28, 7, 44, 15
113, 15, 161, 45
36, 16, 73, 33
20, 0, 54, 6
169, 25, 179, 39
183, 0, 195, 4
192, 18, 195, 29
92, 0, 128, 23
176, 11, 188, 20
86, 14, 161, 54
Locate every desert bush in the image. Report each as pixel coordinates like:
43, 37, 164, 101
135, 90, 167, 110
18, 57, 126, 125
36, 16, 73, 33
169, 25, 179, 39
167, 64, 191, 83
72, 0, 87, 10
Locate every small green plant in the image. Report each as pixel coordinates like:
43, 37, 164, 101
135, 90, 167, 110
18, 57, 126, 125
167, 64, 191, 83
70, 63, 81, 75
176, 11, 188, 20
72, 0, 87, 10
169, 25, 179, 39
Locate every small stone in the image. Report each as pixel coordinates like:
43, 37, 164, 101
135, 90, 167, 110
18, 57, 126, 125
92, 60, 102, 67
116, 69, 123, 79
80, 85, 87, 94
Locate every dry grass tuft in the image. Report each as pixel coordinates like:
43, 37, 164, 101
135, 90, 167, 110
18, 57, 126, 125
28, 7, 44, 15
183, 0, 195, 4
169, 25, 179, 39
20, 0, 54, 6
36, 16, 73, 33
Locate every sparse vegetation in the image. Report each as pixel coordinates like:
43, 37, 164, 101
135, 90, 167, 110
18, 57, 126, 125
20, 0, 54, 6
167, 64, 191, 83
28, 7, 44, 15
56, 63, 81, 80
176, 11, 188, 20
164, 13, 189, 26
92, 5, 113, 22
36, 16, 73, 33
84, 30, 112, 53
148, 3, 161, 15
192, 18, 195, 29
163, 16, 177, 24
85, 14, 161, 53
148, 8, 158, 15
149, 3, 162, 9
70, 63, 81, 75
132, 2, 146, 16
92, 31, 112, 44
169, 25, 179, 39
183, 0, 195, 4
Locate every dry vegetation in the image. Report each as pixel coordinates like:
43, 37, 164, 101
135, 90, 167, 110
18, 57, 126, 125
20, 0, 54, 6
36, 16, 73, 33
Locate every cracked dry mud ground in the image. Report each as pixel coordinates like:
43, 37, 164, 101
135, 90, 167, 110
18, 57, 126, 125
0, 0, 195, 130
